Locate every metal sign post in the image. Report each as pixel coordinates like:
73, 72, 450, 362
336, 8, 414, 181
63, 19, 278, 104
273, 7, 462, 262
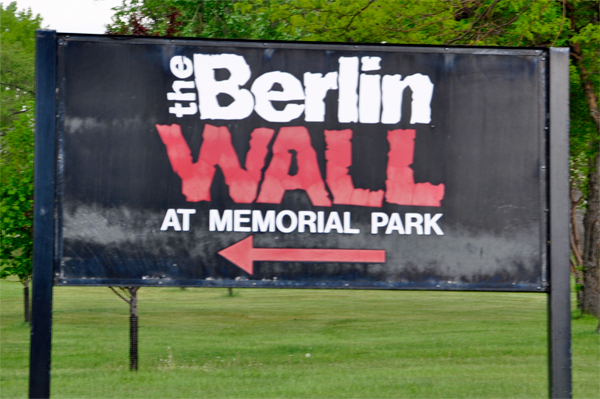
29, 30, 57, 399
548, 47, 572, 399
29, 32, 571, 398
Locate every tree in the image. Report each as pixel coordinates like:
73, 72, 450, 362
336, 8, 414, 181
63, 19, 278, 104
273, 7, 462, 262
1, 105, 35, 323
0, 2, 39, 130
0, 2, 42, 324
564, 1, 599, 323
105, 0, 284, 40
109, 287, 140, 370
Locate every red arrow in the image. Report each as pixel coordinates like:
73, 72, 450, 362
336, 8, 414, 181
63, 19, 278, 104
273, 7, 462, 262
218, 235, 386, 275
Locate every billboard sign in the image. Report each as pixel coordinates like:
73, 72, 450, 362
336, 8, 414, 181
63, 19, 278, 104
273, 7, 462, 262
55, 35, 549, 290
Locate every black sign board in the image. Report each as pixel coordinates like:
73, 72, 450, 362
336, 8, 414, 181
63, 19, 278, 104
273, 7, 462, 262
54, 35, 549, 291
31, 32, 571, 398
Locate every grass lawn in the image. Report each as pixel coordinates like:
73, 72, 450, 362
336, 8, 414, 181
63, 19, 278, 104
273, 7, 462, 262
1, 278, 598, 398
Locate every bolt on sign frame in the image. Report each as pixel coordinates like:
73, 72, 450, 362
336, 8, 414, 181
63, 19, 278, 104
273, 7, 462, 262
30, 30, 571, 398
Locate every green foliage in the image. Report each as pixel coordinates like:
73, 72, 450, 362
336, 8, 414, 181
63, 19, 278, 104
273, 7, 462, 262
106, 0, 285, 40
0, 2, 40, 284
244, 0, 571, 45
0, 2, 41, 131
567, 2, 600, 203
0, 103, 34, 282
570, 62, 598, 201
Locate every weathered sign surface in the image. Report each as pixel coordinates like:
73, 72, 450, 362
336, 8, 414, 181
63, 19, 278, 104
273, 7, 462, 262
56, 35, 548, 290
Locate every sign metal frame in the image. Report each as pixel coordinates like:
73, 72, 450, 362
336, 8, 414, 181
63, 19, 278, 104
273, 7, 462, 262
28, 31, 571, 398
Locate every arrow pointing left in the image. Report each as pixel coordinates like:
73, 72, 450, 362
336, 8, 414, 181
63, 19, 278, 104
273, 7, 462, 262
218, 235, 386, 275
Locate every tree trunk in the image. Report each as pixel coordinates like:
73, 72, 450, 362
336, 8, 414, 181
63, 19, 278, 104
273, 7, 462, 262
109, 286, 142, 369
129, 287, 139, 371
23, 275, 30, 324
567, 7, 600, 316
570, 184, 585, 307
581, 152, 600, 317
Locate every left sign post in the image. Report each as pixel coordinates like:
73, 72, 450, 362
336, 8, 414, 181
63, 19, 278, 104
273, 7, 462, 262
29, 30, 57, 399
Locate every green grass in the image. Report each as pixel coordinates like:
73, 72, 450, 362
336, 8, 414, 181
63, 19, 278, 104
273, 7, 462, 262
1, 279, 598, 398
